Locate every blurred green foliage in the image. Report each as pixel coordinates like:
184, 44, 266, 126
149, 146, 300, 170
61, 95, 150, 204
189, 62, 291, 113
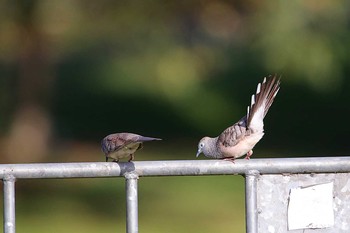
0, 0, 350, 232
1, 0, 350, 156
1, 0, 350, 150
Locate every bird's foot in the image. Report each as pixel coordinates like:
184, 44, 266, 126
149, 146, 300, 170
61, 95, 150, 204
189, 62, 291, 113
245, 150, 253, 160
223, 157, 235, 163
128, 154, 134, 162
112, 159, 119, 163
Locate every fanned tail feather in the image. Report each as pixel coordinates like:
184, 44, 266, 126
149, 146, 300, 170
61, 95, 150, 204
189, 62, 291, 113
264, 76, 281, 117
247, 75, 281, 131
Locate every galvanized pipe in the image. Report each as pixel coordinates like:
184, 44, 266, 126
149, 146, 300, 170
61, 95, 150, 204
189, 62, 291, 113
245, 170, 259, 233
0, 157, 349, 179
3, 176, 16, 233
0, 157, 349, 233
125, 172, 139, 233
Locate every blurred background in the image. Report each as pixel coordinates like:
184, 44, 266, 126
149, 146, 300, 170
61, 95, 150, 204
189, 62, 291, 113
0, 0, 349, 232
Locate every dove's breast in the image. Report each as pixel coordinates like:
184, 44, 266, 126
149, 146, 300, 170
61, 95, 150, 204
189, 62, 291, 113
219, 132, 264, 158
107, 142, 142, 160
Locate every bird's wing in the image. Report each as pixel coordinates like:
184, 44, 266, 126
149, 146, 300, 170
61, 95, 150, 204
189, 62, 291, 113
218, 116, 249, 147
102, 134, 138, 154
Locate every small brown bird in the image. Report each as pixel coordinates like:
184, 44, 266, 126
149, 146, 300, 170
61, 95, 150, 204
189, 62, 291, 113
101, 133, 161, 162
196, 75, 280, 161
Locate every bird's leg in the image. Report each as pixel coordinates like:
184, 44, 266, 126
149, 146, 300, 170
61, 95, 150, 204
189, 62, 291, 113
105, 157, 108, 162
128, 154, 134, 162
112, 159, 119, 163
245, 150, 253, 160
223, 157, 235, 163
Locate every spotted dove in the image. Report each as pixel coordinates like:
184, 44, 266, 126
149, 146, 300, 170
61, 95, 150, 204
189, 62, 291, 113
196, 75, 280, 161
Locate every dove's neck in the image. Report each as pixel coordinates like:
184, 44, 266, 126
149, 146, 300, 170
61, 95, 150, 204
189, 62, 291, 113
203, 137, 222, 159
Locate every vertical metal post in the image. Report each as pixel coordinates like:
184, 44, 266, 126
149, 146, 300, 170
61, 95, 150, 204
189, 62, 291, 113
125, 172, 139, 233
3, 176, 16, 233
245, 170, 259, 233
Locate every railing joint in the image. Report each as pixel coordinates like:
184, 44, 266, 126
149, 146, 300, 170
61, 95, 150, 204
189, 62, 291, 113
124, 172, 139, 180
3, 175, 16, 182
245, 169, 260, 177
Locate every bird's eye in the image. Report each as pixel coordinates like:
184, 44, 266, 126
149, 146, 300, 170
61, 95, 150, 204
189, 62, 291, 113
200, 143, 204, 148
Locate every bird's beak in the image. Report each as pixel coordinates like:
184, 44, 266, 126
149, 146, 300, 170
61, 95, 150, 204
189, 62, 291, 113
196, 149, 202, 158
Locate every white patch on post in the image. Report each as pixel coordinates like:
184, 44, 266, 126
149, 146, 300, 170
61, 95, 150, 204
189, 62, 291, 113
268, 225, 275, 233
288, 182, 334, 230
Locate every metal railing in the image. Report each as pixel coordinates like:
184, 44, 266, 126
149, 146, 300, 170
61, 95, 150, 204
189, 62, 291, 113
2, 157, 350, 233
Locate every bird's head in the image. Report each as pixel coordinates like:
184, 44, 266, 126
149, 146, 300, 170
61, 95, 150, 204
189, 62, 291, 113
196, 137, 209, 157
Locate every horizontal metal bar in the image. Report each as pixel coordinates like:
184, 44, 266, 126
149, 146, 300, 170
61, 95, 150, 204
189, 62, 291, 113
0, 157, 350, 179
